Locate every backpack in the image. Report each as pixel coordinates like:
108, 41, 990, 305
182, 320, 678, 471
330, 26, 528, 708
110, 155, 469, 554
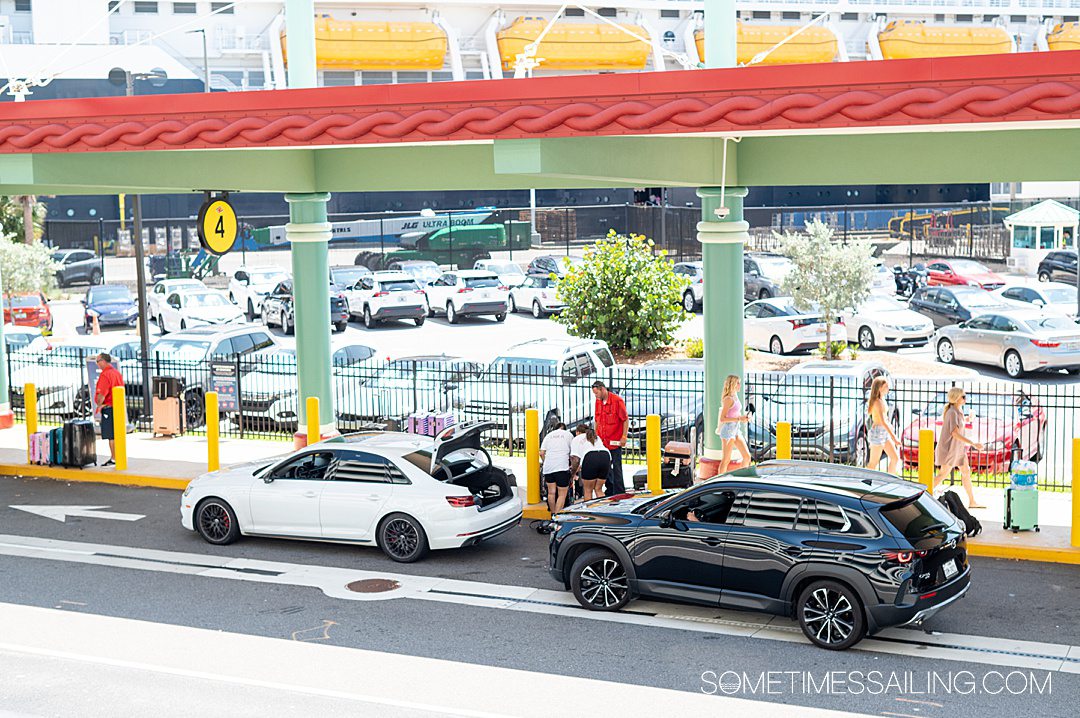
939, 490, 982, 537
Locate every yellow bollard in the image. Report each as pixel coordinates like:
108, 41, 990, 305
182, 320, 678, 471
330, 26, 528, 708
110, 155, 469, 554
1072, 438, 1080, 549
206, 391, 220, 472
776, 421, 792, 461
525, 408, 541, 506
306, 396, 320, 447
918, 428, 935, 492
112, 385, 127, 471
24, 382, 38, 461
646, 414, 662, 494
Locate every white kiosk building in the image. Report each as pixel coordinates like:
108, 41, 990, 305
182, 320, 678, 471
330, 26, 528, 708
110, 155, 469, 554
1004, 199, 1078, 275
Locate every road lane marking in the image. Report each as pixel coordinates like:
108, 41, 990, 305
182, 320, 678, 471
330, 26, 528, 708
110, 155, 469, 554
9, 505, 145, 523
0, 533, 1076, 672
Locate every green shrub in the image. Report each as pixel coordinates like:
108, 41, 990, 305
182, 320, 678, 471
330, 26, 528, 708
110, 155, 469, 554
685, 338, 704, 358
814, 340, 849, 360
0, 239, 58, 294
554, 230, 689, 354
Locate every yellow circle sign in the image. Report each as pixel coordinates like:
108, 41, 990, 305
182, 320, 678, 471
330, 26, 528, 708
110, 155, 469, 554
198, 198, 238, 255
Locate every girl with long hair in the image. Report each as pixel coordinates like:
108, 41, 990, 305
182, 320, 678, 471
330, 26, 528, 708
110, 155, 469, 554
865, 376, 901, 475
570, 423, 611, 500
716, 374, 750, 474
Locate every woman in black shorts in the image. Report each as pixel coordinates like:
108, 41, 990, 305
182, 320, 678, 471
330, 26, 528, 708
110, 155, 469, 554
570, 424, 611, 500
540, 422, 574, 513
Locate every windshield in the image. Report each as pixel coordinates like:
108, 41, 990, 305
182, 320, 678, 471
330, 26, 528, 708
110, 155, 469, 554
331, 268, 370, 286
90, 287, 131, 303
486, 357, 557, 377
8, 295, 42, 308
185, 293, 230, 308
950, 260, 989, 273
1043, 287, 1077, 304
758, 257, 792, 277
249, 270, 288, 285
5, 334, 35, 350
51, 252, 67, 262
770, 375, 857, 404
464, 276, 501, 289
1025, 316, 1078, 332
955, 290, 1001, 308
400, 264, 441, 281
863, 295, 905, 312
920, 392, 1018, 420
486, 263, 523, 275
151, 340, 210, 360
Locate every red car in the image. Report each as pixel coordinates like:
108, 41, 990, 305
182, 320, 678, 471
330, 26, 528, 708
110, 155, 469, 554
2, 293, 53, 334
900, 391, 1046, 474
925, 259, 1005, 290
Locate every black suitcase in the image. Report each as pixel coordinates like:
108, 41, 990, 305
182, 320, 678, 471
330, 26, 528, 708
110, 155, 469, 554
62, 420, 97, 468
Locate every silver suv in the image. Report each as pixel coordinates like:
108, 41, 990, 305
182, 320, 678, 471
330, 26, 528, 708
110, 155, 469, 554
53, 249, 102, 287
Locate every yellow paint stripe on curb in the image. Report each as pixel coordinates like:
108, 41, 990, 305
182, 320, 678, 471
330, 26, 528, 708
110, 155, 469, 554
966, 542, 1080, 566
0, 464, 190, 491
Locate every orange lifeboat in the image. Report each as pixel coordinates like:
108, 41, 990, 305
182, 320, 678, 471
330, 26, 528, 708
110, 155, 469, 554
876, 20, 1012, 59
695, 23, 840, 65
1047, 22, 1080, 51
496, 16, 651, 71
282, 17, 447, 70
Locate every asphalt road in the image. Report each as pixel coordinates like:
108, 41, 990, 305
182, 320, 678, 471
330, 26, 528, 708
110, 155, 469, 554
0, 476, 1077, 717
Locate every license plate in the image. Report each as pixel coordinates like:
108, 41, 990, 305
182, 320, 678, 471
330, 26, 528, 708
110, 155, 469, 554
397, 296, 406, 303
942, 558, 958, 579
14, 312, 25, 318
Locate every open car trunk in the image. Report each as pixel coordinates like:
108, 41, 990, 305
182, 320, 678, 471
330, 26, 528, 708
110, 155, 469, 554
432, 421, 516, 510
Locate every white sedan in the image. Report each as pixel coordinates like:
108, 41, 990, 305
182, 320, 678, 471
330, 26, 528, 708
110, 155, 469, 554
841, 294, 935, 350
181, 422, 522, 562
508, 275, 564, 317
993, 281, 1078, 320
148, 278, 206, 319
743, 297, 834, 355
158, 289, 244, 333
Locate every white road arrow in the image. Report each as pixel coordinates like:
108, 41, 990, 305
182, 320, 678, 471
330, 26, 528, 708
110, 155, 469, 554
9, 505, 145, 523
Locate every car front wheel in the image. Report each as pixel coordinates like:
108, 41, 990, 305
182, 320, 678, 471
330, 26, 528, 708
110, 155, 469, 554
858, 326, 876, 351
363, 306, 376, 329
378, 513, 429, 563
797, 580, 866, 650
508, 294, 517, 313
570, 548, 631, 612
195, 498, 240, 545
532, 301, 544, 319
446, 302, 458, 324
1038, 271, 1050, 282
937, 338, 955, 364
682, 291, 696, 313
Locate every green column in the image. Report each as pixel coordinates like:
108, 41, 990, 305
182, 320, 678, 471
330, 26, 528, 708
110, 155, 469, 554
284, 2, 334, 435
699, 0, 743, 462
287, 193, 335, 432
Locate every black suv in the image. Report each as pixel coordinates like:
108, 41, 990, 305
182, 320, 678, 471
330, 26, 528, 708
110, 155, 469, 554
1037, 250, 1077, 283
548, 460, 970, 650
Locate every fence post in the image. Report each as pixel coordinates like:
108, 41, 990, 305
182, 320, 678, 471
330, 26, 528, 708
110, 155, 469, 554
646, 413, 662, 495
306, 396, 320, 447
1072, 438, 1080, 549
776, 421, 792, 461
24, 382, 37, 461
525, 408, 541, 506
112, 385, 127, 471
918, 428, 935, 491
206, 391, 220, 472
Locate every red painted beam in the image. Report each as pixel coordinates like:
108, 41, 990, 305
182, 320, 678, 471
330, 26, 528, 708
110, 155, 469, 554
1, 52, 1079, 154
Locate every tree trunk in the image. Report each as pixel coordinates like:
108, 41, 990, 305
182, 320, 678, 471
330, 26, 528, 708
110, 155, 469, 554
825, 320, 833, 360
21, 195, 35, 244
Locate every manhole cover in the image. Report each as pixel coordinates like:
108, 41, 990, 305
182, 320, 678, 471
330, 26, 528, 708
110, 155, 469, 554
346, 578, 401, 594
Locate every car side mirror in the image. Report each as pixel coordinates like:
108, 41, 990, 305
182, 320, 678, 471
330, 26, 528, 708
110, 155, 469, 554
263, 475, 275, 484
657, 509, 674, 528
1034, 299, 1045, 306
748, 269, 759, 277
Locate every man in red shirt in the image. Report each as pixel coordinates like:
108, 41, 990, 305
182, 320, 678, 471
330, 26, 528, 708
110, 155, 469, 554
593, 380, 628, 495
93, 352, 124, 466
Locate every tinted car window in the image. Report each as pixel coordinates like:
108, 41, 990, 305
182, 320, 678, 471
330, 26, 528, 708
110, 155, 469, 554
880, 494, 956, 540
991, 315, 1019, 332
737, 491, 803, 530
464, 276, 500, 289
250, 333, 274, 351
231, 334, 256, 355
679, 488, 737, 524
595, 347, 615, 368
816, 501, 880, 537
965, 316, 994, 330
332, 451, 391, 483
379, 280, 420, 292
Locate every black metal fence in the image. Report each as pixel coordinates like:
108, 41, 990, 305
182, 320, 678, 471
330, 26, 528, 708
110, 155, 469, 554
7, 350, 1076, 490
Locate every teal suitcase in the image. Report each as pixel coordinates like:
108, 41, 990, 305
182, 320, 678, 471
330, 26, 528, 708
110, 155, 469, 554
1004, 487, 1039, 532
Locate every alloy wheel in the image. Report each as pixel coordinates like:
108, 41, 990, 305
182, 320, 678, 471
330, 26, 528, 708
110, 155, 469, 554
532, 301, 543, 319
578, 558, 629, 609
769, 336, 784, 355
937, 339, 954, 364
858, 327, 875, 351
683, 291, 695, 313
198, 503, 232, 543
1005, 351, 1023, 378
383, 518, 419, 559
802, 587, 856, 647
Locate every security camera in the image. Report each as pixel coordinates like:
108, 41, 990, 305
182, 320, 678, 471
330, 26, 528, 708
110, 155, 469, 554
714, 206, 730, 220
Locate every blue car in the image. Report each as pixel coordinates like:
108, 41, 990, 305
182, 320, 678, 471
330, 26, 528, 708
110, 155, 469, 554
84, 284, 138, 331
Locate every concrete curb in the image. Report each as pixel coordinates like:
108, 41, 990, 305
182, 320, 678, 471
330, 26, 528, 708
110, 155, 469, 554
0, 464, 190, 491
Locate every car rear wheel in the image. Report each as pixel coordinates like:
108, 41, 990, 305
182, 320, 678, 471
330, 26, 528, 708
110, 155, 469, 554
363, 306, 376, 329
532, 301, 544, 319
446, 302, 458, 324
570, 548, 631, 612
508, 294, 517, 313
853, 432, 869, 467
494, 312, 507, 322
157, 315, 167, 334
1038, 271, 1051, 282
185, 389, 206, 428
414, 315, 425, 327
1004, 350, 1024, 378
283, 312, 294, 335
195, 498, 240, 545
246, 299, 255, 321
90, 269, 102, 286
858, 326, 876, 351
682, 291, 696, 313
758, 288, 772, 300
937, 338, 955, 364
797, 580, 866, 650
377, 513, 429, 563
334, 321, 347, 333
769, 335, 785, 355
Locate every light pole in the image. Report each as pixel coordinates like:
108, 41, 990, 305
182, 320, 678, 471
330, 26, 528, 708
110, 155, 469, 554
187, 29, 210, 93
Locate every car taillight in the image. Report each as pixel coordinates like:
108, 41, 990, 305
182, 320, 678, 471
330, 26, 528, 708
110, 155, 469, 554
1031, 339, 1060, 348
498, 285, 509, 291
881, 549, 928, 564
696, 277, 704, 284
788, 319, 809, 329
414, 290, 426, 295
446, 495, 476, 507
458, 288, 473, 293
373, 291, 389, 298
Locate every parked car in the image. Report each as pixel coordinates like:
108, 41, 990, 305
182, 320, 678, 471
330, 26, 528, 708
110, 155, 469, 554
743, 297, 833, 355
343, 271, 428, 328
157, 289, 244, 334
933, 310, 1080, 377
1036, 250, 1077, 284
236, 343, 379, 430
925, 259, 1005, 290
526, 254, 584, 278
182, 422, 522, 563
548, 459, 970, 650
746, 361, 893, 466
228, 265, 291, 319
508, 274, 564, 317
3, 325, 49, 354
907, 286, 1011, 329
52, 249, 102, 288
3, 293, 52, 333
743, 253, 792, 301
83, 284, 138, 331
148, 278, 206, 320
869, 261, 895, 294
336, 355, 484, 432
674, 261, 704, 312
993, 281, 1078, 319
425, 270, 509, 323
474, 259, 526, 288
841, 294, 934, 350
899, 390, 1047, 473
453, 338, 616, 440
387, 259, 442, 286
329, 265, 372, 290
622, 360, 704, 455
8, 336, 140, 418
261, 279, 349, 334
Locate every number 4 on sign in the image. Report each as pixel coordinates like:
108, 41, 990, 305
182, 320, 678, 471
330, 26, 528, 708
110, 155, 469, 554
215, 214, 225, 238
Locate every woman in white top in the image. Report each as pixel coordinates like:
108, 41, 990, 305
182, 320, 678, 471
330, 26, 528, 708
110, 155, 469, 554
540, 422, 574, 513
570, 423, 611, 501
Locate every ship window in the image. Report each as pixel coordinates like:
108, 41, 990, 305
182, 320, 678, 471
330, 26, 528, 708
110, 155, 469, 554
1010, 16, 1028, 24
660, 10, 680, 19
134, 1, 158, 13
841, 13, 858, 21
782, 12, 800, 20
15, 0, 32, 12
566, 8, 585, 17
396, 71, 428, 84
752, 11, 770, 20
956, 14, 974, 23
173, 2, 196, 13
323, 71, 356, 87
211, 2, 235, 14
361, 72, 393, 86
598, 8, 617, 18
